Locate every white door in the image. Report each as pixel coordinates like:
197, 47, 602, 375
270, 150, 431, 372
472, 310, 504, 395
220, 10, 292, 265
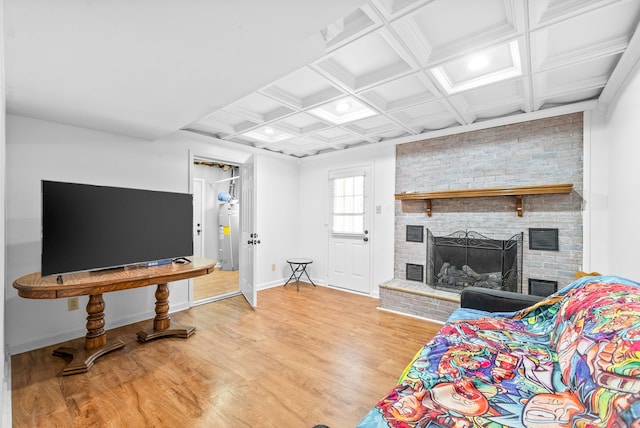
239, 155, 257, 307
192, 178, 205, 258
327, 166, 371, 293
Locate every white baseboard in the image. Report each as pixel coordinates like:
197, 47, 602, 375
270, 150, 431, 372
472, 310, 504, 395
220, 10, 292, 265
259, 278, 325, 291
257, 280, 287, 290
259, 279, 381, 299
8, 307, 160, 355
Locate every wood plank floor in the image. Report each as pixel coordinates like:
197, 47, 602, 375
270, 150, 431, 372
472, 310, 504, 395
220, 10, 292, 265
11, 285, 441, 428
193, 269, 239, 301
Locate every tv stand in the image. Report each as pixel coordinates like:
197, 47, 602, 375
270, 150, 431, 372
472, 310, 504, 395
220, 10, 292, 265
13, 258, 215, 375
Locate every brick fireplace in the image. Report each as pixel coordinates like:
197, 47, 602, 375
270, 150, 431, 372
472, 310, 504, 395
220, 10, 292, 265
379, 113, 584, 322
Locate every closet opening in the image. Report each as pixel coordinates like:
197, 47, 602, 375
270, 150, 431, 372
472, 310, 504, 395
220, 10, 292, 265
192, 157, 242, 304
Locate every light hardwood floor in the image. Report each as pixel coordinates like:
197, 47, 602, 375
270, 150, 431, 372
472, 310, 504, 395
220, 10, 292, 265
11, 284, 441, 428
193, 269, 239, 301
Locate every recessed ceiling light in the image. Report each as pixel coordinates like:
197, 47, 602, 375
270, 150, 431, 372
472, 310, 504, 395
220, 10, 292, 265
468, 55, 489, 71
335, 101, 351, 113
308, 96, 377, 125
430, 40, 522, 94
240, 126, 294, 144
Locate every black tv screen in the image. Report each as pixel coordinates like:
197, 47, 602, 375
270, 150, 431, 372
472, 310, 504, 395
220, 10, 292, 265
41, 180, 193, 276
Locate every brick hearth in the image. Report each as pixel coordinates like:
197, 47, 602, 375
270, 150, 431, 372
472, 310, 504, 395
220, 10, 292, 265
379, 279, 459, 323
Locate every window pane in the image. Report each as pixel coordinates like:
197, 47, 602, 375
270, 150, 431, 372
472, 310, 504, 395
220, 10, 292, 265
344, 178, 353, 196
354, 176, 363, 194
344, 216, 353, 233
353, 216, 363, 232
344, 198, 354, 213
331, 174, 365, 234
354, 196, 363, 213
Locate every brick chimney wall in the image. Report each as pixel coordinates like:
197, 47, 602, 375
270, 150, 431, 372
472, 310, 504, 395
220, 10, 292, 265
395, 112, 584, 292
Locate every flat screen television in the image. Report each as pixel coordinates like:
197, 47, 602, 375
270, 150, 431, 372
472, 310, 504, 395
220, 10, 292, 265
41, 180, 193, 276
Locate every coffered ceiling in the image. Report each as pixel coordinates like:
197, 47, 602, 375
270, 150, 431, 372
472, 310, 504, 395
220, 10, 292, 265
185, 0, 640, 157
5, 1, 640, 158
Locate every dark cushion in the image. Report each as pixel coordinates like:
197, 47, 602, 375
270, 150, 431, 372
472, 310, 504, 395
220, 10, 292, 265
460, 286, 545, 312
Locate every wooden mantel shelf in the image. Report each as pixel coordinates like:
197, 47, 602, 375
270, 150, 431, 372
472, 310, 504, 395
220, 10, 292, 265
395, 183, 573, 217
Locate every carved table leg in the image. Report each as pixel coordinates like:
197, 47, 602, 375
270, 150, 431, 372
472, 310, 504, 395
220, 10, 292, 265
86, 293, 107, 349
52, 293, 125, 375
136, 283, 196, 342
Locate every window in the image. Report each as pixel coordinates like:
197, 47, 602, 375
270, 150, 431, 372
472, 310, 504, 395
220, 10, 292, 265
331, 173, 365, 234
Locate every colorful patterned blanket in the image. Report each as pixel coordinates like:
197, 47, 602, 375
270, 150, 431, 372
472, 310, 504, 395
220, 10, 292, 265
357, 275, 640, 427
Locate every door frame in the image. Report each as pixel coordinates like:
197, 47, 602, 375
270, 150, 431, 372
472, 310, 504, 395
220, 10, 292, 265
326, 164, 373, 294
188, 151, 246, 306
192, 177, 205, 259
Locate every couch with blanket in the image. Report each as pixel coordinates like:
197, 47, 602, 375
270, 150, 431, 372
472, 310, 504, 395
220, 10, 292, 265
357, 275, 640, 427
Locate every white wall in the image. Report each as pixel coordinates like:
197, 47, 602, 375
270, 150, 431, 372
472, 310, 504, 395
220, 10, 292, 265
5, 115, 299, 353
590, 63, 640, 280
298, 144, 396, 297
1, 7, 10, 422
255, 155, 301, 289
583, 110, 611, 274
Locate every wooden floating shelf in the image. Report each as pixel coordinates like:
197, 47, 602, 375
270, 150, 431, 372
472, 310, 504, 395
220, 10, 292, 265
395, 183, 574, 217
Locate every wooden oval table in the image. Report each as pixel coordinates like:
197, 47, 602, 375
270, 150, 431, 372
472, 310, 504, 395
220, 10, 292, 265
13, 257, 215, 375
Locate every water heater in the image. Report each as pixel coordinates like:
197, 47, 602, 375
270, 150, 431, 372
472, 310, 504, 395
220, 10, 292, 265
218, 202, 239, 271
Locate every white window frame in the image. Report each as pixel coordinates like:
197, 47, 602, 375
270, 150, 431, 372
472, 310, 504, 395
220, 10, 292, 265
329, 167, 367, 237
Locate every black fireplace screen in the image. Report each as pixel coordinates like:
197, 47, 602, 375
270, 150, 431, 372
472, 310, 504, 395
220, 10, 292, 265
426, 230, 522, 293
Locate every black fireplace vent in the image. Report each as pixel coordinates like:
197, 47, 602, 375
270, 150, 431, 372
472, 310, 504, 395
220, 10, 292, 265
529, 228, 559, 251
406, 263, 424, 282
528, 278, 558, 297
406, 225, 424, 242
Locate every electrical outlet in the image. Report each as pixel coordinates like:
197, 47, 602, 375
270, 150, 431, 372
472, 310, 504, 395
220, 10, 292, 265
271, 263, 276, 272
67, 297, 79, 311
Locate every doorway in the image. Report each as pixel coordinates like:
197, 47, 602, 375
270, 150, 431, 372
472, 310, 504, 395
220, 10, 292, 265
191, 157, 242, 304
327, 165, 372, 294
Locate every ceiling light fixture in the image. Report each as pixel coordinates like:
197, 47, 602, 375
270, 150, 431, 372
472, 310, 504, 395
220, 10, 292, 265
335, 101, 351, 113
240, 126, 295, 144
430, 40, 522, 94
467, 55, 489, 71
308, 96, 377, 125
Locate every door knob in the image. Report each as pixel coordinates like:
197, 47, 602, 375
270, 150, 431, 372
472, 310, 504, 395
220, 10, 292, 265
363, 237, 369, 242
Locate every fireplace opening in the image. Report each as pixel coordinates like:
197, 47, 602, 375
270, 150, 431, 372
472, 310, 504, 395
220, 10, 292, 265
426, 230, 522, 293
